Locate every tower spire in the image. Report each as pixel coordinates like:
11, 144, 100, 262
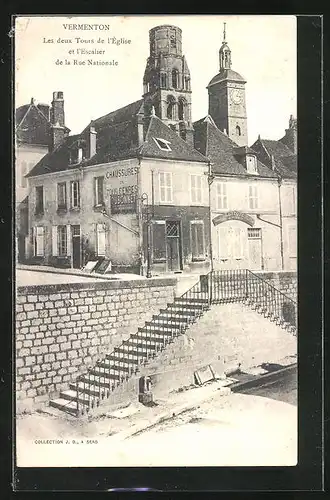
219, 22, 231, 71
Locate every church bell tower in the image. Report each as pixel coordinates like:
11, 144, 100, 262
142, 25, 194, 145
207, 23, 248, 146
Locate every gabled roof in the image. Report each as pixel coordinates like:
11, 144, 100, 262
140, 115, 208, 163
28, 101, 208, 178
193, 116, 276, 178
250, 137, 297, 180
16, 100, 51, 146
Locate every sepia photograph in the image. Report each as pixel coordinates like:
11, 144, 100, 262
14, 15, 297, 468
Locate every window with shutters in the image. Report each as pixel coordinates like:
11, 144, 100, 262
94, 176, 104, 206
58, 225, 67, 256
190, 221, 205, 261
70, 180, 80, 209
190, 175, 202, 204
288, 225, 297, 258
152, 221, 166, 262
96, 223, 106, 256
216, 183, 228, 209
159, 172, 173, 203
248, 184, 258, 209
57, 182, 67, 210
287, 186, 296, 214
34, 226, 44, 256
35, 186, 44, 215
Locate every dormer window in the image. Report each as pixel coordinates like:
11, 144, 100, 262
246, 154, 258, 174
153, 137, 172, 152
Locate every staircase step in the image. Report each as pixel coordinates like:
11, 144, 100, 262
151, 316, 189, 326
123, 339, 159, 351
106, 354, 141, 365
97, 361, 132, 372
115, 347, 148, 358
49, 398, 79, 416
60, 389, 93, 406
159, 307, 198, 317
168, 302, 205, 311
69, 382, 109, 398
174, 297, 209, 304
131, 333, 169, 344
142, 323, 179, 334
155, 313, 191, 323
79, 374, 117, 389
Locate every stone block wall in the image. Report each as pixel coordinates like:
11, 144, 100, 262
256, 271, 297, 301
16, 277, 176, 412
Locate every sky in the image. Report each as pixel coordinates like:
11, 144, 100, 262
15, 15, 297, 145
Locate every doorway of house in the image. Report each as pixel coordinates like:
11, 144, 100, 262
18, 234, 26, 263
72, 225, 81, 269
165, 220, 182, 272
247, 227, 263, 270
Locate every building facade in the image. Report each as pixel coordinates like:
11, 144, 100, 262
26, 23, 297, 275
15, 94, 70, 262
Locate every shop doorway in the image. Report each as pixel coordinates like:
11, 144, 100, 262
165, 220, 182, 272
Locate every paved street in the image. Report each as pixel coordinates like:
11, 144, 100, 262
108, 367, 297, 467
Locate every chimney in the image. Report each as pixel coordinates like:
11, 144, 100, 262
87, 125, 97, 158
49, 91, 66, 151
137, 114, 144, 146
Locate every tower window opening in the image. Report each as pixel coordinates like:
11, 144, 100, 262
178, 99, 186, 121
184, 77, 190, 90
166, 95, 176, 120
236, 125, 241, 136
172, 69, 179, 89
170, 32, 176, 49
160, 73, 167, 88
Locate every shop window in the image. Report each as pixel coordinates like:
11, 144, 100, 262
190, 175, 202, 204
152, 221, 166, 262
159, 172, 173, 203
218, 226, 244, 259
191, 221, 205, 261
35, 186, 44, 215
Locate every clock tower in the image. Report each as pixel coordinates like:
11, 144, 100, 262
207, 23, 248, 146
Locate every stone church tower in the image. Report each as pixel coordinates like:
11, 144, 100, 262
207, 23, 248, 146
142, 25, 194, 145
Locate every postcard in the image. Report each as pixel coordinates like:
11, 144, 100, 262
14, 15, 297, 468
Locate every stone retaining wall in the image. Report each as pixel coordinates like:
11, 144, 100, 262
16, 277, 176, 412
256, 271, 297, 301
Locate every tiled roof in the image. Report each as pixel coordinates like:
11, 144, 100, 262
140, 115, 208, 163
261, 139, 294, 160
28, 101, 208, 178
16, 101, 51, 146
193, 116, 276, 178
250, 137, 297, 179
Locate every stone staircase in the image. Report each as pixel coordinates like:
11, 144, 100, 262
49, 269, 297, 417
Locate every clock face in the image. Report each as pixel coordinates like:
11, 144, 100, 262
231, 89, 242, 105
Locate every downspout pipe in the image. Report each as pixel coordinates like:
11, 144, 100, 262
207, 162, 215, 272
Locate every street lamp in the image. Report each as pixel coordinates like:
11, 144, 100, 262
140, 192, 152, 278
